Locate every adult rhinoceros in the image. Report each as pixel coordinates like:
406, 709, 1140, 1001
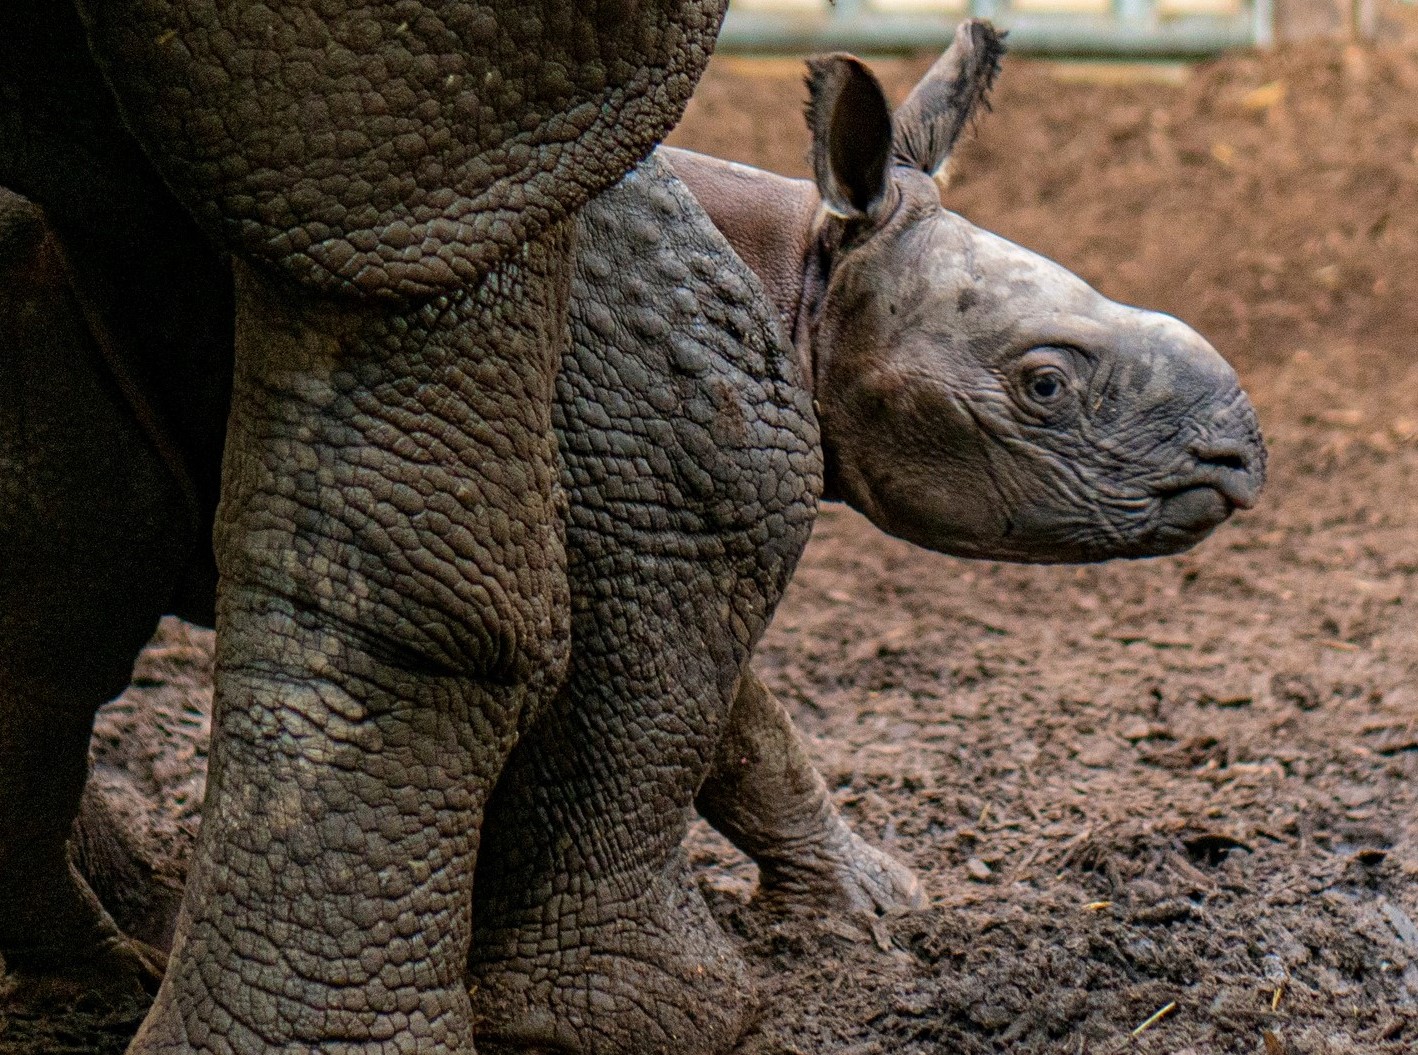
0, 3, 732, 1053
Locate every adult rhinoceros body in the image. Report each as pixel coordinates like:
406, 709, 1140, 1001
0, 2, 736, 1053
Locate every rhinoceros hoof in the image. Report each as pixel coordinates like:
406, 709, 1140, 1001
469, 866, 753, 1055
757, 815, 925, 917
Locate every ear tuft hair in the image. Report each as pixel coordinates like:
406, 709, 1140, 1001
891, 19, 1006, 180
804, 54, 894, 218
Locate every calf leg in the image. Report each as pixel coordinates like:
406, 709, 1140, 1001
470, 581, 756, 1055
0, 193, 188, 1009
697, 668, 924, 915
468, 154, 820, 1055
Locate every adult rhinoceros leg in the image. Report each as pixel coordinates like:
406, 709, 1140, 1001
469, 158, 820, 1055
130, 248, 573, 1052
64, 3, 727, 1050
697, 668, 924, 915
0, 191, 187, 1011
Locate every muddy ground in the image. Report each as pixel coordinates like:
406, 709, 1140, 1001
8, 36, 1417, 1055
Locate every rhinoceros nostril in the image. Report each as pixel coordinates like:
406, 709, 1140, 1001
1202, 452, 1247, 472
1190, 441, 1254, 474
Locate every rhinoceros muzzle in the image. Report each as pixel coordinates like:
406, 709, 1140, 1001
1186, 436, 1266, 511
1152, 429, 1266, 543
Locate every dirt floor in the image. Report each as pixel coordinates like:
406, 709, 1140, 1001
7, 35, 1416, 1055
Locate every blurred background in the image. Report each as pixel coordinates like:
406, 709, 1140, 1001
714, 0, 1418, 54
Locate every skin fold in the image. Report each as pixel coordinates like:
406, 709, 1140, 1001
0, 17, 1265, 1055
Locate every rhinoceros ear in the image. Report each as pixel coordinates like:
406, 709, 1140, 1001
891, 19, 1006, 188
805, 54, 894, 220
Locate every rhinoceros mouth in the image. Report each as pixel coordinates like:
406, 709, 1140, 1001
1157, 484, 1236, 536
1153, 444, 1264, 528
1182, 440, 1266, 510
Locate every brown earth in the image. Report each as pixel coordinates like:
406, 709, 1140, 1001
6, 37, 1416, 1055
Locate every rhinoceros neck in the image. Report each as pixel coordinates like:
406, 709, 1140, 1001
658, 146, 820, 391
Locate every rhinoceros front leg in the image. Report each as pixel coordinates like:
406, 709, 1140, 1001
468, 592, 754, 1055
130, 246, 572, 1054
697, 668, 924, 916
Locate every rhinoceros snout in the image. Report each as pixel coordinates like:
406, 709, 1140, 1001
1188, 434, 1265, 511
1147, 385, 1265, 549
1135, 312, 1267, 510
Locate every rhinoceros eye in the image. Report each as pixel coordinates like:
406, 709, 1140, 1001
1024, 366, 1068, 405
1012, 348, 1079, 416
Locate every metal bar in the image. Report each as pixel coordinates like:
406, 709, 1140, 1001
1251, 0, 1275, 47
716, 10, 1258, 56
1114, 0, 1157, 30
970, 0, 1006, 22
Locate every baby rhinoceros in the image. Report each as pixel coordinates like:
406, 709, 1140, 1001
680, 19, 1265, 920
673, 37, 1264, 566
452, 24, 1266, 1050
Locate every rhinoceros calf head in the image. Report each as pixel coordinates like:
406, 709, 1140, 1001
801, 24, 1266, 563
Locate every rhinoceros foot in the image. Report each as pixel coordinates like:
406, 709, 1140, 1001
469, 854, 751, 1055
755, 813, 925, 917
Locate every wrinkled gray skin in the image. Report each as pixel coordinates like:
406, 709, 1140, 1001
0, 153, 830, 1055
0, 2, 738, 1053
0, 15, 1265, 1054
